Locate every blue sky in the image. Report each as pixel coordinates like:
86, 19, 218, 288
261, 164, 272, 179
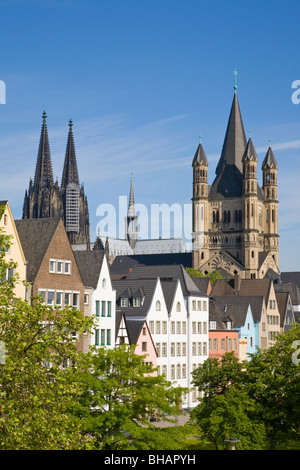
1, 0, 300, 271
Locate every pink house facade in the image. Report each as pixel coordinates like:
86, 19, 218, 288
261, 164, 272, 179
209, 329, 239, 359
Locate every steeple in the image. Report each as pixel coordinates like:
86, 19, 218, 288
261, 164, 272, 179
126, 174, 138, 250
34, 111, 54, 189
192, 138, 208, 167
61, 119, 79, 189
127, 173, 136, 219
215, 91, 247, 176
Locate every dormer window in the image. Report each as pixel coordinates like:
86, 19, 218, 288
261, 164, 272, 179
120, 297, 129, 307
133, 297, 141, 307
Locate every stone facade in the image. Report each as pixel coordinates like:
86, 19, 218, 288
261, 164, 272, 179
192, 91, 279, 279
23, 113, 90, 249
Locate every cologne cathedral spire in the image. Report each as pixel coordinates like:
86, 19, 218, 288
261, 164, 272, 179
34, 111, 54, 189
23, 114, 90, 248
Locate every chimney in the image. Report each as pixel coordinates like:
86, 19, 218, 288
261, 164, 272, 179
234, 273, 241, 294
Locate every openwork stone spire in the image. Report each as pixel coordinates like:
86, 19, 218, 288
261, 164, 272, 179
34, 111, 54, 189
61, 119, 79, 189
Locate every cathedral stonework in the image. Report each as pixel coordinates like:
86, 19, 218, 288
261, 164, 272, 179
23, 112, 90, 248
192, 90, 279, 280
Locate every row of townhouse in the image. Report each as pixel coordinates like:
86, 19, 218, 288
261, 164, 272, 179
1, 201, 299, 407
111, 265, 210, 408
208, 274, 298, 361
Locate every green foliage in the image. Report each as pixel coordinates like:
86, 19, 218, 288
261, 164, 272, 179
190, 326, 300, 449
186, 267, 224, 285
71, 345, 185, 450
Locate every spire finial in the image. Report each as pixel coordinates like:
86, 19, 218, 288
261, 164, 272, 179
269, 138, 271, 147
69, 118, 73, 129
42, 110, 47, 122
233, 68, 238, 91
199, 135, 202, 144
249, 129, 252, 139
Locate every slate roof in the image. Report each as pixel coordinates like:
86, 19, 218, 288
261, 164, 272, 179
110, 253, 193, 278
211, 277, 272, 300
242, 137, 258, 162
209, 296, 252, 328
112, 278, 158, 317
275, 291, 290, 327
73, 250, 105, 289
209, 92, 265, 200
126, 264, 206, 297
15, 218, 61, 282
274, 279, 300, 306
280, 272, 300, 288
262, 146, 278, 170
191, 277, 211, 295
192, 142, 208, 167
125, 319, 145, 345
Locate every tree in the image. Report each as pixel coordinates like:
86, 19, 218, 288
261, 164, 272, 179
191, 352, 245, 400
190, 388, 267, 450
186, 267, 224, 285
0, 213, 95, 449
244, 323, 300, 448
190, 326, 300, 449
71, 345, 184, 450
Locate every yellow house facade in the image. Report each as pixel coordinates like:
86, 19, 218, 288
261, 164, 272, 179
0, 201, 27, 299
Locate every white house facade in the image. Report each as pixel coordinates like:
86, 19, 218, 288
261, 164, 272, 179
113, 265, 209, 409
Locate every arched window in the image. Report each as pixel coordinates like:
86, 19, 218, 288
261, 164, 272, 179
102, 278, 106, 289
176, 302, 181, 312
156, 300, 161, 311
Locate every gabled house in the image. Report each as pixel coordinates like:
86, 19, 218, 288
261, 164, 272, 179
209, 296, 256, 361
74, 250, 116, 351
125, 318, 157, 374
15, 218, 86, 351
211, 275, 281, 347
275, 291, 295, 332
0, 201, 27, 299
113, 265, 209, 409
208, 299, 239, 359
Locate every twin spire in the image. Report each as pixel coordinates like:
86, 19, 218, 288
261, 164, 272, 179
34, 111, 80, 192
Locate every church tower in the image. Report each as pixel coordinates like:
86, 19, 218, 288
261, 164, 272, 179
23, 111, 63, 221
191, 77, 280, 279
241, 136, 259, 275
125, 174, 138, 250
192, 138, 208, 268
23, 113, 90, 248
61, 119, 90, 247
262, 145, 279, 268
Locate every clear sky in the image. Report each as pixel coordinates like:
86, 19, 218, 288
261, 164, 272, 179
1, 0, 300, 271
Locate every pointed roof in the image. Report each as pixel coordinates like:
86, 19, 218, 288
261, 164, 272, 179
34, 111, 54, 189
192, 142, 208, 167
216, 92, 247, 176
61, 119, 80, 189
242, 137, 258, 162
262, 146, 278, 170
73, 250, 105, 289
209, 92, 247, 199
15, 218, 61, 281
127, 174, 136, 219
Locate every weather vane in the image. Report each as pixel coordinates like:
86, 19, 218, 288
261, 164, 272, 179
234, 69, 238, 91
